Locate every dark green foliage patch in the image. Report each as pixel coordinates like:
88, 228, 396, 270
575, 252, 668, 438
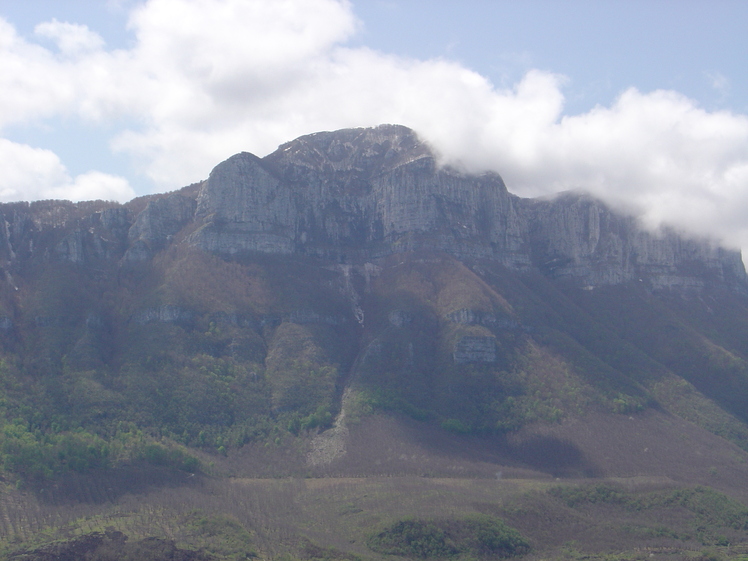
368, 515, 530, 559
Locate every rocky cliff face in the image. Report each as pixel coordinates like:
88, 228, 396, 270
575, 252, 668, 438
187, 124, 747, 291
0, 200, 130, 267
0, 125, 744, 292
524, 193, 746, 290
189, 125, 528, 267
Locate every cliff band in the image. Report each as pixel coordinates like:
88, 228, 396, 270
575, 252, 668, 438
0, 125, 743, 293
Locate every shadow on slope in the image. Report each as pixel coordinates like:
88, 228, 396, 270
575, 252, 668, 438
310, 412, 600, 479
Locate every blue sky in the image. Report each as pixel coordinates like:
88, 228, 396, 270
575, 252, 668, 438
353, 1, 748, 115
1, 0, 748, 249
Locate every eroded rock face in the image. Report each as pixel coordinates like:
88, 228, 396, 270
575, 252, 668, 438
0, 125, 743, 292
0, 200, 130, 266
446, 308, 520, 330
454, 336, 497, 364
191, 152, 295, 255
525, 193, 747, 291
126, 193, 196, 261
189, 125, 530, 266
131, 305, 194, 326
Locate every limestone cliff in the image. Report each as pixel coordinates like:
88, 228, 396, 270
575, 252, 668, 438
126, 193, 196, 262
187, 124, 745, 291
524, 193, 747, 291
0, 125, 744, 292
189, 125, 528, 267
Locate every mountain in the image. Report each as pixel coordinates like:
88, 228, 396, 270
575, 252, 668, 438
130, 124, 743, 290
4, 125, 748, 560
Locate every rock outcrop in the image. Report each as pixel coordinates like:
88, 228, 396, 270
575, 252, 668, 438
189, 125, 528, 266
454, 336, 498, 364
524, 193, 747, 291
126, 193, 196, 261
0, 125, 744, 292
186, 124, 744, 291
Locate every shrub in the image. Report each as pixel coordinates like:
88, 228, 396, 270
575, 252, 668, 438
0, 422, 110, 483
441, 418, 471, 434
368, 515, 529, 559
140, 442, 201, 472
368, 519, 457, 558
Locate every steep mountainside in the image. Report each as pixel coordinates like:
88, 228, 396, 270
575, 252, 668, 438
7, 125, 748, 559
2, 126, 748, 511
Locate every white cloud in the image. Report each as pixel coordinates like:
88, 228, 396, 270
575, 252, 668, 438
707, 70, 730, 98
1, 0, 748, 251
0, 138, 135, 202
63, 171, 135, 202
34, 19, 105, 56
109, 0, 362, 183
0, 18, 74, 127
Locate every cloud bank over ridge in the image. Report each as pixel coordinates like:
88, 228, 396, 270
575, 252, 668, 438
1, 0, 748, 249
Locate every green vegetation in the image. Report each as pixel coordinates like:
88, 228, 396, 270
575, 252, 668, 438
3, 531, 211, 561
548, 484, 748, 545
0, 511, 255, 561
0, 422, 109, 482
178, 512, 257, 561
0, 420, 201, 485
0, 252, 353, 485
563, 284, 748, 445
297, 538, 361, 561
367, 515, 530, 559
118, 353, 275, 448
